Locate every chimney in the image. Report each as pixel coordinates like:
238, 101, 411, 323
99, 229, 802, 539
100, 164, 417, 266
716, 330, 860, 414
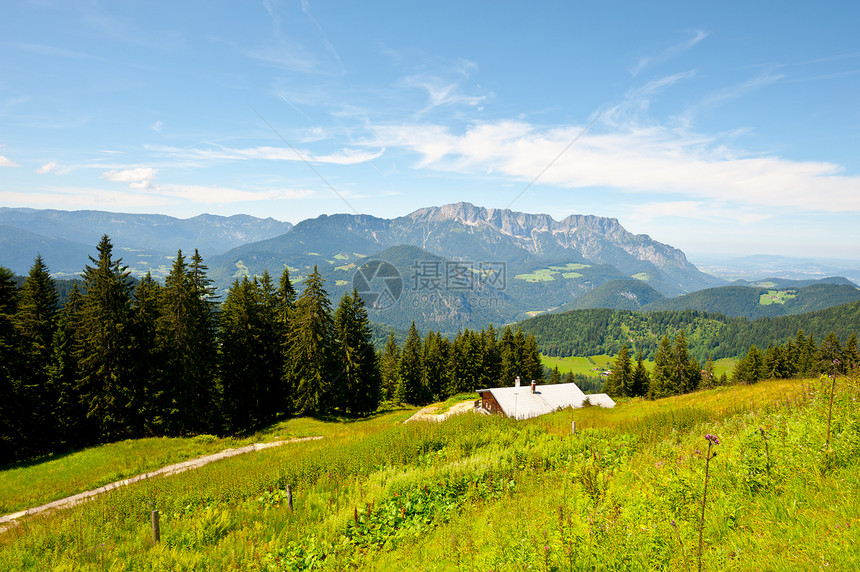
515, 376, 521, 388
530, 380, 536, 394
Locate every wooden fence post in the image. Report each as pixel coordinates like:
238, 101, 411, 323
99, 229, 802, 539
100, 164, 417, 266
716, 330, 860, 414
151, 510, 160, 543
286, 484, 293, 511
571, 420, 576, 435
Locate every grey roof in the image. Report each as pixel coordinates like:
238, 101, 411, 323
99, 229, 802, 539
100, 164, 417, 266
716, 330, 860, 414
478, 382, 615, 420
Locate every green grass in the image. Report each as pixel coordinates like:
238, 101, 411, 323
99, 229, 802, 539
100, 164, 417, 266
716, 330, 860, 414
2, 376, 858, 570
632, 272, 650, 281
514, 269, 556, 282
760, 289, 797, 305
542, 354, 738, 379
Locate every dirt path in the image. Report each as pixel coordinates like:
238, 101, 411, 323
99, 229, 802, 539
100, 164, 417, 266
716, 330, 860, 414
405, 400, 476, 423
0, 435, 323, 533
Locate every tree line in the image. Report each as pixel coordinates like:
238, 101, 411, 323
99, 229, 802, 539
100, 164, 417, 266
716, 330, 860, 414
378, 324, 544, 405
602, 329, 860, 400
0, 237, 381, 464
0, 237, 546, 465
519, 305, 860, 361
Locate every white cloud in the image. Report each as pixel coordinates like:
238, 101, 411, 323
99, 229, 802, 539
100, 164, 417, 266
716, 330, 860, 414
0, 155, 19, 167
146, 144, 383, 166
151, 120, 165, 132
98, 164, 314, 204
36, 161, 57, 174
102, 167, 158, 189
365, 119, 860, 213
632, 30, 709, 76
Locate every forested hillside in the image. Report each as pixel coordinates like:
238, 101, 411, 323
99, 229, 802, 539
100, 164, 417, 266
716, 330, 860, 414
518, 303, 860, 361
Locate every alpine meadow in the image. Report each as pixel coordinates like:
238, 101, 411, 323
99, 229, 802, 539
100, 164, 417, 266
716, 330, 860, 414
3, 2, 860, 570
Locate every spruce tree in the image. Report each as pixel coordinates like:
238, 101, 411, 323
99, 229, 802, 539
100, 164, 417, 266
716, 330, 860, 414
422, 330, 450, 402
673, 331, 700, 394
549, 365, 561, 385
14, 256, 59, 453
649, 335, 673, 398
843, 334, 860, 375
522, 332, 544, 382
256, 271, 286, 421
817, 332, 843, 375
131, 273, 162, 435
397, 322, 424, 404
332, 289, 380, 415
480, 325, 501, 387
219, 277, 264, 432
498, 326, 518, 385
606, 343, 632, 397
380, 332, 400, 401
157, 250, 218, 434
76, 235, 136, 442
631, 350, 651, 397
286, 266, 335, 415
50, 285, 85, 449
0, 267, 21, 463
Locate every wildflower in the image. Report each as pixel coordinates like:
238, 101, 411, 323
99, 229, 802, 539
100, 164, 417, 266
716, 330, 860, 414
705, 434, 719, 445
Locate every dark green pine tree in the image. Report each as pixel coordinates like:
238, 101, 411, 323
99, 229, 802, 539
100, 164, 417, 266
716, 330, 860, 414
673, 331, 700, 394
793, 331, 817, 377
606, 343, 633, 397
549, 365, 562, 385
379, 332, 400, 401
397, 322, 424, 404
0, 266, 22, 463
522, 332, 544, 383
480, 325, 501, 387
256, 271, 286, 422
498, 326, 518, 385
649, 335, 673, 398
76, 236, 137, 442
332, 289, 380, 415
14, 256, 60, 453
733, 345, 765, 384
157, 250, 218, 434
451, 329, 483, 394
702, 355, 717, 388
422, 330, 450, 402
131, 273, 163, 435
50, 285, 85, 450
843, 334, 860, 374
286, 266, 335, 415
817, 332, 843, 376
219, 277, 265, 432
275, 267, 296, 410
631, 350, 651, 397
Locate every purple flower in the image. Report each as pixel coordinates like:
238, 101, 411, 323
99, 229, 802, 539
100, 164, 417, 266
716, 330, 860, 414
705, 433, 720, 445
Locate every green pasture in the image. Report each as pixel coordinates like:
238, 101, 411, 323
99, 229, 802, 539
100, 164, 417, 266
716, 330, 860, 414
2, 376, 858, 571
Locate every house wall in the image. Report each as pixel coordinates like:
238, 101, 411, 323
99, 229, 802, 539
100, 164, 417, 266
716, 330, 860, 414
481, 392, 503, 415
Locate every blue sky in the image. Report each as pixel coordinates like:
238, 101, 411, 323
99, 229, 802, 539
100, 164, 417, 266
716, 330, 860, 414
2, 1, 859, 260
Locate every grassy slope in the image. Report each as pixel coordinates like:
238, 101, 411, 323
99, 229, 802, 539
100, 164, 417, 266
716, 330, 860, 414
541, 354, 738, 379
1, 377, 858, 571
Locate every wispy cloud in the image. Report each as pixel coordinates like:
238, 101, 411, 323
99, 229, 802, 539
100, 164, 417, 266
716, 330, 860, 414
99, 165, 314, 204
678, 71, 784, 125
366, 118, 860, 213
632, 30, 708, 76
0, 154, 19, 167
150, 120, 165, 133
146, 144, 383, 165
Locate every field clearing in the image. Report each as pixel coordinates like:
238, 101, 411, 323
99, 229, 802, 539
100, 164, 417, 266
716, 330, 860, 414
541, 354, 738, 379
1, 376, 857, 570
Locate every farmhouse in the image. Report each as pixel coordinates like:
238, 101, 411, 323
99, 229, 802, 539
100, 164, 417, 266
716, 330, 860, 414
476, 377, 615, 420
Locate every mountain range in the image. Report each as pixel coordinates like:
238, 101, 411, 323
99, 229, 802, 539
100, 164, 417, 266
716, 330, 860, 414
1, 203, 856, 333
